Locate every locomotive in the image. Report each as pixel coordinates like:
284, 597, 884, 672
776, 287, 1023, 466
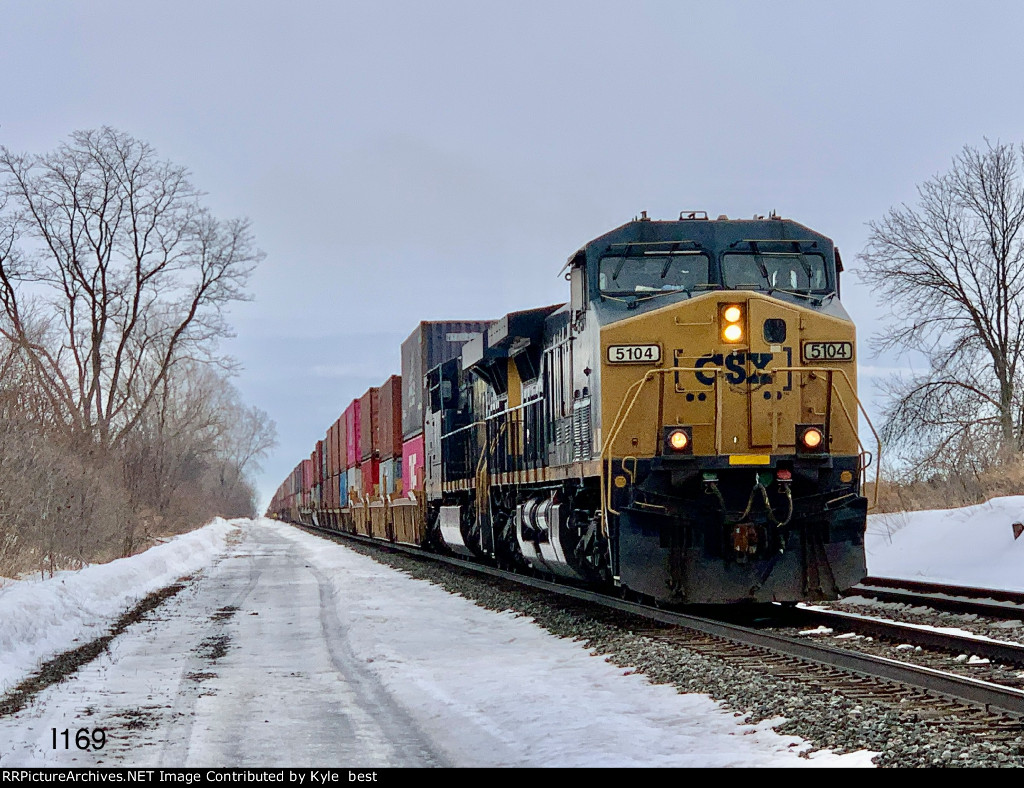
269, 211, 874, 604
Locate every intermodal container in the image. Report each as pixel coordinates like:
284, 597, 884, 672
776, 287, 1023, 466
339, 470, 348, 507
401, 320, 491, 440
361, 457, 379, 497
345, 399, 361, 469
302, 459, 313, 496
402, 434, 425, 493
336, 415, 347, 475
359, 388, 379, 462
349, 466, 362, 500
380, 457, 403, 495
326, 423, 336, 478
378, 375, 403, 460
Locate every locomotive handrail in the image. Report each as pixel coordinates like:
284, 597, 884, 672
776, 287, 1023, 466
600, 363, 882, 527
439, 395, 544, 440
770, 366, 882, 509
600, 367, 716, 526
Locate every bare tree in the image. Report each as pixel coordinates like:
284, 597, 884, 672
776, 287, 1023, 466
0, 127, 262, 452
860, 141, 1024, 471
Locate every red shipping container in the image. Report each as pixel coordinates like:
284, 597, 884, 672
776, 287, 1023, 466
336, 415, 347, 475
315, 441, 324, 486
326, 423, 336, 478
377, 375, 403, 460
402, 434, 425, 493
345, 399, 361, 469
359, 388, 379, 462
302, 458, 313, 494
361, 457, 379, 497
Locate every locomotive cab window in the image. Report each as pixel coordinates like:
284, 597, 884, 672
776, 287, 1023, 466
721, 252, 832, 295
599, 253, 710, 300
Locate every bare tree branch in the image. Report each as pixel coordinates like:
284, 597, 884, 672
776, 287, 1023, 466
859, 140, 1024, 470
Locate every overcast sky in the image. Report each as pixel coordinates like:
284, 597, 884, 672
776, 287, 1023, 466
3, 1, 1023, 505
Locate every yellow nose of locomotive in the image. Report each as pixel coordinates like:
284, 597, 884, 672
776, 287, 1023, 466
600, 291, 858, 460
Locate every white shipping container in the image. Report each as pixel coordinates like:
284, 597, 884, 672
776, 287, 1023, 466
349, 467, 362, 501
381, 458, 399, 495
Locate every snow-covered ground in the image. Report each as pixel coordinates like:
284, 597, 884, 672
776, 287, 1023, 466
0, 518, 874, 767
0, 518, 236, 694
865, 496, 1024, 592
1, 497, 1018, 768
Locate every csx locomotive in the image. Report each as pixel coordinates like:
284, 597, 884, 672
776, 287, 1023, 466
270, 211, 875, 604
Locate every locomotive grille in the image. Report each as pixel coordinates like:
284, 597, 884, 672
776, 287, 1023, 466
572, 399, 592, 462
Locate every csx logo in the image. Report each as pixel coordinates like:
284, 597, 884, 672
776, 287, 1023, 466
690, 349, 791, 386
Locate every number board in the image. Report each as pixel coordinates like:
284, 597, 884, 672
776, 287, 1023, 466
802, 341, 853, 362
607, 344, 661, 364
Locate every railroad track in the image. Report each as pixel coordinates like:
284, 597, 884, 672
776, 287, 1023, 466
777, 605, 1024, 670
297, 523, 1024, 728
849, 577, 1024, 620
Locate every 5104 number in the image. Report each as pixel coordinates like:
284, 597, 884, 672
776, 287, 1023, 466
52, 728, 106, 751
607, 344, 661, 364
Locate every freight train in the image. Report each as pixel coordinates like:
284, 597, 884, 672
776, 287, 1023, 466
268, 211, 877, 604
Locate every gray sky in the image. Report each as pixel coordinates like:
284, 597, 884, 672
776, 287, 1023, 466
3, 1, 1023, 505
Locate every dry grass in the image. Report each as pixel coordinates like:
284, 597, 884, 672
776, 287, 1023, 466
866, 459, 1024, 513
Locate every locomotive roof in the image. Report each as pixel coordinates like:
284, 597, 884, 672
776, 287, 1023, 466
572, 214, 835, 262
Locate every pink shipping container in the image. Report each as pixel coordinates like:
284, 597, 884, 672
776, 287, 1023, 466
345, 399, 361, 469
402, 434, 425, 494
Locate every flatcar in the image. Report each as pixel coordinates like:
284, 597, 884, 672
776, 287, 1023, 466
269, 211, 875, 604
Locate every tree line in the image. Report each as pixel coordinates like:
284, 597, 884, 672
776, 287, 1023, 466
860, 140, 1024, 505
0, 127, 275, 578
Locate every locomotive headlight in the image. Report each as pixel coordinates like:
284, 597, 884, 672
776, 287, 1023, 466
720, 304, 744, 343
797, 425, 825, 453
669, 430, 689, 451
663, 426, 693, 455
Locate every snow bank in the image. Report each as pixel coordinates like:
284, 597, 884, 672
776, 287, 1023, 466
866, 495, 1024, 591
0, 517, 238, 693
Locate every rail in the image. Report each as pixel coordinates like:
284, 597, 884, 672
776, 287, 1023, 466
300, 522, 1024, 719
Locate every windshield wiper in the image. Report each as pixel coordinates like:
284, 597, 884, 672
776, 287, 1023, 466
771, 288, 830, 305
635, 287, 692, 303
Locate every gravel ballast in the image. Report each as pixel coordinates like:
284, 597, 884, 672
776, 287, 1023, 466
333, 536, 1024, 768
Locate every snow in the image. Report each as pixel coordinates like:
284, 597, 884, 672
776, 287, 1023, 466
270, 522, 871, 767
0, 518, 874, 767
3, 493, 1022, 767
866, 496, 1024, 591
0, 517, 237, 694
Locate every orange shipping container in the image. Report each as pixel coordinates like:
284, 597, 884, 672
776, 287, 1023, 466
377, 375, 403, 460
359, 388, 379, 461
